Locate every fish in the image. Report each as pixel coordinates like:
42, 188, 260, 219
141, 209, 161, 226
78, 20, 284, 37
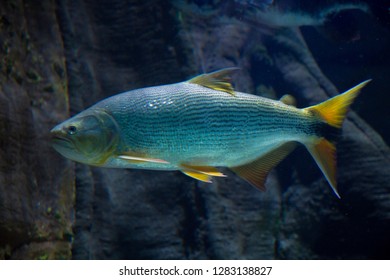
50, 68, 370, 198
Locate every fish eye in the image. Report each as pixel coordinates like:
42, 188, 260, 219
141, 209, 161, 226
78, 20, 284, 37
67, 125, 78, 135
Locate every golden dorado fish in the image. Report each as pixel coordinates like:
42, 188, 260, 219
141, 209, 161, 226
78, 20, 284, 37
50, 68, 370, 198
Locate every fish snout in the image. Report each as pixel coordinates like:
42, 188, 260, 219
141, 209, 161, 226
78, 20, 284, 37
50, 125, 73, 149
50, 126, 65, 141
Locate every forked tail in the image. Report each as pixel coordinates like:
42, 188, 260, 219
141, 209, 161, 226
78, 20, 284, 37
303, 80, 371, 198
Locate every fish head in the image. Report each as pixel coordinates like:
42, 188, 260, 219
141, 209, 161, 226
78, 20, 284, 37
50, 110, 120, 165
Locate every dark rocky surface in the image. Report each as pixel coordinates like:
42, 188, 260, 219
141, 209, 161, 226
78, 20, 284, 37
1, 0, 389, 259
0, 0, 73, 259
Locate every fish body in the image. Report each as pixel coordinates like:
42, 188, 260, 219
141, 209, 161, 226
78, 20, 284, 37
94, 83, 310, 169
51, 69, 370, 197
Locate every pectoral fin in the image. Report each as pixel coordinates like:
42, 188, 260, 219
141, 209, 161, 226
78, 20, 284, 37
187, 68, 239, 95
180, 164, 226, 183
231, 142, 297, 191
118, 153, 169, 164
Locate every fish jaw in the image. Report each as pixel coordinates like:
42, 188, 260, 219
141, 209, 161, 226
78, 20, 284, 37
50, 124, 86, 163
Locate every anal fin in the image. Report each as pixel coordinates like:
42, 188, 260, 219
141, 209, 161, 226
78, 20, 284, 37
230, 142, 297, 191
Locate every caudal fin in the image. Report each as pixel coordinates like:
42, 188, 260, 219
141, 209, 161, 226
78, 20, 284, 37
305, 80, 371, 128
303, 80, 371, 198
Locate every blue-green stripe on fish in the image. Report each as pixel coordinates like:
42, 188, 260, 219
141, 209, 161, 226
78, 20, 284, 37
50, 68, 370, 198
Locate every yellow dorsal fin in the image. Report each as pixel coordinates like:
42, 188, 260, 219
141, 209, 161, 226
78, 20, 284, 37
280, 94, 296, 107
187, 68, 239, 95
230, 142, 297, 191
305, 80, 371, 128
305, 138, 339, 198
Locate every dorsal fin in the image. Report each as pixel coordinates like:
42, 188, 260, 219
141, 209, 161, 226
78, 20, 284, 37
187, 68, 239, 95
230, 142, 297, 191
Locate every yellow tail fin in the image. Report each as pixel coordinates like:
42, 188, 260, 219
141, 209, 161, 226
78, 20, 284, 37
306, 138, 339, 198
304, 80, 371, 198
305, 80, 371, 128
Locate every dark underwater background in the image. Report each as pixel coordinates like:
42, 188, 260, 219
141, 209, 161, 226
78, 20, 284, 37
0, 0, 389, 259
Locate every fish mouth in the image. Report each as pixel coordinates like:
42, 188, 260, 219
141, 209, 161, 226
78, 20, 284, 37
50, 130, 74, 149
51, 130, 68, 142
